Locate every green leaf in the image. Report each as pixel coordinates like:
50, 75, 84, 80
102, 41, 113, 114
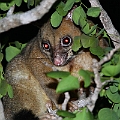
98, 108, 119, 120
0, 1, 14, 11
82, 23, 98, 35
24, 0, 27, 3
63, 0, 76, 11
103, 31, 109, 38
113, 104, 119, 113
21, 43, 27, 50
63, 118, 73, 120
7, 84, 13, 98
0, 64, 4, 79
30, 0, 34, 6
88, 24, 97, 35
27, 0, 34, 8
46, 71, 70, 79
79, 17, 87, 28
90, 46, 104, 58
102, 64, 120, 77
57, 110, 75, 118
89, 25, 97, 35
100, 89, 106, 97
0, 80, 8, 96
50, 11, 62, 27
56, 75, 79, 93
80, 34, 90, 48
72, 36, 82, 52
0, 52, 3, 62
74, 107, 93, 120
14, 41, 22, 49
72, 6, 86, 25
0, 3, 10, 11
106, 89, 120, 103
96, 28, 104, 37
5, 46, 21, 62
81, 34, 98, 48
0, 94, 3, 98
87, 7, 100, 17
15, 0, 22, 6
79, 70, 92, 87
82, 23, 90, 34
75, 0, 81, 3
113, 104, 120, 118
110, 85, 118, 93
35, 0, 41, 6
56, 1, 67, 16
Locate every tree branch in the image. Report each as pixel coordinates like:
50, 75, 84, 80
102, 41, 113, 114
0, 99, 5, 120
81, 0, 120, 112
0, 0, 57, 33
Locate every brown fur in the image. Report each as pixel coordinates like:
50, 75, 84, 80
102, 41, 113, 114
3, 18, 106, 120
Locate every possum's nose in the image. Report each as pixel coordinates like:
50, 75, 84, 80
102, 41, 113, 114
53, 53, 67, 66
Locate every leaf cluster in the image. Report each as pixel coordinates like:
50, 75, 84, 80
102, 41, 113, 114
0, 0, 120, 120
0, 0, 41, 18
50, 0, 110, 59
47, 70, 93, 93
98, 51, 120, 120
57, 107, 93, 120
49, 0, 120, 120
0, 44, 13, 98
0, 40, 26, 98
5, 41, 26, 62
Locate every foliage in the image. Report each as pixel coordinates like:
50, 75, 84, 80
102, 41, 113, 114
0, 0, 41, 10
47, 71, 80, 93
49, 0, 120, 120
0, 40, 26, 98
0, 0, 41, 18
56, 107, 93, 120
5, 41, 26, 62
0, 0, 120, 120
50, 0, 109, 59
0, 44, 13, 98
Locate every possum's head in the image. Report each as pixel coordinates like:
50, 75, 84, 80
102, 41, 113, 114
38, 19, 81, 66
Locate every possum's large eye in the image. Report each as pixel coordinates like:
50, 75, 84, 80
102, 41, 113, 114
61, 36, 72, 47
42, 41, 51, 51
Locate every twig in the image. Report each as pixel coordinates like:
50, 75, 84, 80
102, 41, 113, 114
0, 99, 5, 120
99, 45, 120, 65
7, 5, 15, 16
87, 45, 120, 111
83, 0, 120, 112
61, 92, 70, 110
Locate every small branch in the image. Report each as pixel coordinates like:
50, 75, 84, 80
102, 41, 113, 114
0, 0, 57, 33
83, 0, 120, 112
7, 5, 15, 16
0, 99, 5, 120
89, 0, 120, 48
102, 79, 113, 86
86, 58, 102, 111
61, 92, 70, 110
99, 45, 120, 65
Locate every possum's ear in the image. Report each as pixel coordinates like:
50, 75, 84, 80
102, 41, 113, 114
65, 5, 77, 21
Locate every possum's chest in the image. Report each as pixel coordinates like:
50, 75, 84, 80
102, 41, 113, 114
54, 51, 94, 81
